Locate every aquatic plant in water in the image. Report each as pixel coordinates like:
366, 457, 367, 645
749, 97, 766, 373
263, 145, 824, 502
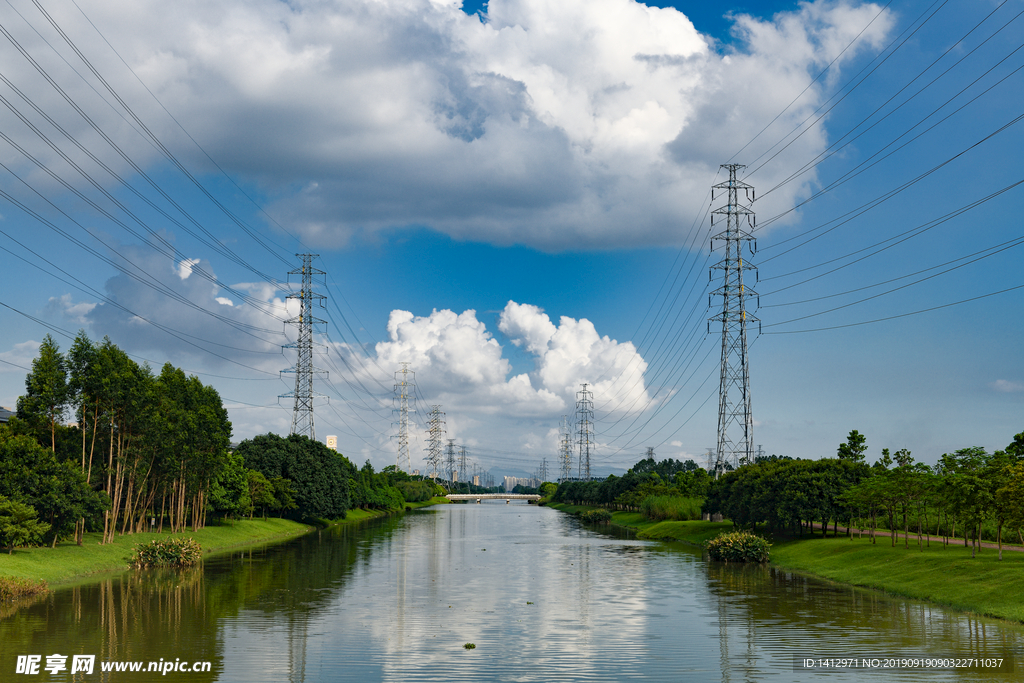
129, 538, 203, 568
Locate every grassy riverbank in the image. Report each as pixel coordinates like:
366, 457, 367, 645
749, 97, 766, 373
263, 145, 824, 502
0, 497, 449, 589
551, 503, 1024, 623
549, 503, 731, 544
769, 536, 1024, 623
0, 517, 313, 587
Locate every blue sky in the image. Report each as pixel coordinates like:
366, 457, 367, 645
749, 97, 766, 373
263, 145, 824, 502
0, 0, 1021, 478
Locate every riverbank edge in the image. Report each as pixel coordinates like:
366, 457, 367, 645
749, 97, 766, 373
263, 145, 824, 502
549, 503, 1024, 624
0, 496, 450, 591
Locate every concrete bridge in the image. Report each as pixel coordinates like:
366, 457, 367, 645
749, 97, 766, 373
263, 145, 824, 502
446, 493, 540, 502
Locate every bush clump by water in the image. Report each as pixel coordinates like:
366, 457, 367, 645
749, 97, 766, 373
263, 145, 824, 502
0, 576, 48, 601
705, 531, 771, 563
579, 509, 612, 524
130, 538, 203, 569
640, 495, 704, 521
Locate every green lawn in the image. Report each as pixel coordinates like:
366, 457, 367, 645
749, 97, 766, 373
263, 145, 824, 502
407, 496, 451, 509
770, 535, 1024, 623
0, 517, 313, 587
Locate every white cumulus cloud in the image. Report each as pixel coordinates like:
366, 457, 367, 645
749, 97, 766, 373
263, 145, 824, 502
498, 301, 651, 415
0, 340, 41, 374
1, 0, 892, 251
990, 379, 1024, 393
369, 301, 651, 422
44, 294, 97, 325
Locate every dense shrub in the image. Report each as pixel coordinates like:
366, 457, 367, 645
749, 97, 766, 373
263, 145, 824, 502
0, 496, 50, 554
705, 531, 771, 563
579, 509, 612, 524
640, 495, 703, 521
0, 436, 105, 546
350, 460, 405, 510
130, 538, 203, 569
0, 576, 48, 601
396, 481, 435, 503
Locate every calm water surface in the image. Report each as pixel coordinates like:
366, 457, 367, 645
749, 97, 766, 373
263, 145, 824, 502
2, 502, 1021, 681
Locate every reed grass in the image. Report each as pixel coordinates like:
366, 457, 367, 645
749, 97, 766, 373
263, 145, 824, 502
639, 495, 703, 521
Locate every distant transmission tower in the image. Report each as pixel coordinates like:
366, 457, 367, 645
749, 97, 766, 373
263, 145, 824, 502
459, 445, 468, 489
445, 439, 457, 484
281, 254, 327, 440
538, 457, 549, 483
576, 384, 594, 481
393, 363, 415, 472
705, 448, 717, 473
559, 415, 573, 482
425, 405, 445, 481
708, 164, 758, 474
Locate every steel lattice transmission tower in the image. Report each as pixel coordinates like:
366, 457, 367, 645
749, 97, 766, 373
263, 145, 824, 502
459, 445, 468, 488
708, 164, 759, 475
445, 439, 457, 484
575, 384, 594, 481
425, 405, 445, 482
393, 363, 415, 473
281, 253, 328, 440
558, 415, 573, 482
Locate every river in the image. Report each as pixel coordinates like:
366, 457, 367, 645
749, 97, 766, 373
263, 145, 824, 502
2, 501, 1021, 681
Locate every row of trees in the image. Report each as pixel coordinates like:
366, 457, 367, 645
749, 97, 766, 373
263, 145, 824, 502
226, 434, 437, 520
705, 430, 1024, 559
553, 456, 711, 510
15, 332, 232, 542
5, 332, 445, 551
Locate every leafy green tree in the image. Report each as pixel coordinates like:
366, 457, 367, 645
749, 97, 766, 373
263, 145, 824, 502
17, 334, 70, 453
837, 430, 867, 462
675, 468, 712, 497
237, 433, 351, 519
270, 477, 298, 516
151, 363, 232, 534
67, 330, 99, 484
940, 447, 992, 558
381, 464, 411, 482
887, 449, 932, 549
840, 477, 880, 542
1005, 432, 1024, 460
996, 463, 1024, 552
630, 457, 698, 479
986, 450, 1019, 559
209, 450, 251, 520
247, 470, 276, 518
395, 480, 434, 503
0, 496, 49, 554
0, 433, 107, 546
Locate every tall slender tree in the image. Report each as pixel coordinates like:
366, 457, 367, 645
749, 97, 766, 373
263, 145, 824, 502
17, 334, 69, 452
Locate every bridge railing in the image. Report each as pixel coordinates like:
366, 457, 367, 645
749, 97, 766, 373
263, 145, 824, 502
445, 493, 541, 500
